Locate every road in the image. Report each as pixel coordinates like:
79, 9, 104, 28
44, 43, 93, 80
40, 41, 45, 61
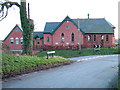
2, 54, 118, 88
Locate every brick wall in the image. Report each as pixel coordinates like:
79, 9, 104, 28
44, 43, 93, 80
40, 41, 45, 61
83, 34, 115, 48
52, 21, 83, 46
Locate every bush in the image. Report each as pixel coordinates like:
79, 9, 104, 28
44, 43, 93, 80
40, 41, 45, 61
41, 45, 79, 50
2, 43, 11, 54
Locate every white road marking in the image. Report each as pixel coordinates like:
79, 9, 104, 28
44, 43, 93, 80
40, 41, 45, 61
76, 55, 118, 62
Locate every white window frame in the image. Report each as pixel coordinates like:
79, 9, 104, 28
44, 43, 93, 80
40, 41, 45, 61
37, 38, 40, 44
10, 37, 14, 44
46, 36, 50, 42
101, 35, 104, 40
16, 37, 19, 44
61, 33, 65, 42
88, 35, 91, 41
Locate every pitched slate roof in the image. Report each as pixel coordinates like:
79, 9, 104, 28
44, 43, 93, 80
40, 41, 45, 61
73, 18, 114, 34
33, 32, 44, 38
43, 16, 115, 34
44, 22, 60, 34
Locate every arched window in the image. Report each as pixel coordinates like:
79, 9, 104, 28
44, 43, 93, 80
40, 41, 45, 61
61, 33, 64, 42
46, 36, 50, 42
16, 37, 19, 44
101, 35, 104, 40
94, 35, 96, 41
10, 37, 14, 44
88, 35, 91, 41
71, 33, 74, 42
20, 37, 23, 44
106, 35, 109, 41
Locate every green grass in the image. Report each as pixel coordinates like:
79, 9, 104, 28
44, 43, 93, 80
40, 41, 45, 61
117, 77, 120, 90
1, 54, 74, 75
35, 48, 118, 58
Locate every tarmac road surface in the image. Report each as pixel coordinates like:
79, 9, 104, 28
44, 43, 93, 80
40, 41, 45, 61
2, 54, 118, 88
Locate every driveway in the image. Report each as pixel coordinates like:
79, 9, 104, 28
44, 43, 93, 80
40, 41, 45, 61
2, 54, 118, 88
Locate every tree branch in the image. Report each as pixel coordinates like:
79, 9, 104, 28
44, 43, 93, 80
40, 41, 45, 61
0, 1, 20, 21
0, 8, 8, 21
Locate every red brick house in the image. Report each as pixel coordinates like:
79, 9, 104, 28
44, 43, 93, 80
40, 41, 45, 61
33, 32, 44, 49
3, 24, 23, 53
3, 16, 115, 52
3, 24, 44, 53
43, 16, 115, 49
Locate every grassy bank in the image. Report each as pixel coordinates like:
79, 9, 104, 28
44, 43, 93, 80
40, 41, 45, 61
1, 54, 74, 78
35, 48, 118, 58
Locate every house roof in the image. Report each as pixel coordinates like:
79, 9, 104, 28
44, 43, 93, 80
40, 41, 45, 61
4, 24, 44, 41
44, 22, 60, 34
33, 32, 44, 38
73, 18, 115, 34
43, 16, 115, 34
3, 24, 23, 41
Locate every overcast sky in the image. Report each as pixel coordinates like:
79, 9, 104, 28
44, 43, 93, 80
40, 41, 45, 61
0, 0, 119, 40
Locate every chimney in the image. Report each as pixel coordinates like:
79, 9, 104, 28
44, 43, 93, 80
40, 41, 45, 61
28, 3, 30, 19
88, 13, 89, 19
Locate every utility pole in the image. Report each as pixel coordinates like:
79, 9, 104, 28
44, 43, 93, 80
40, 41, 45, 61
77, 18, 81, 50
88, 13, 89, 19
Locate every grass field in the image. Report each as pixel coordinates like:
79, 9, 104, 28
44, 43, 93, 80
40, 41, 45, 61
1, 54, 74, 78
35, 48, 118, 58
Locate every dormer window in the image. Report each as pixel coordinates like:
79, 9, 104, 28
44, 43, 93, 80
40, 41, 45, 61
66, 26, 70, 29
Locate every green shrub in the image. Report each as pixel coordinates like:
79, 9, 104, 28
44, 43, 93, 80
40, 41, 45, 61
1, 54, 74, 75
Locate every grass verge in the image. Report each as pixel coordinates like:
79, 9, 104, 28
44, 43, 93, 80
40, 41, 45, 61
1, 54, 74, 79
35, 48, 118, 58
117, 77, 120, 90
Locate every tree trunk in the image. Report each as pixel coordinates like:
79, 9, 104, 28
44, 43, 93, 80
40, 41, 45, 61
20, 0, 34, 55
